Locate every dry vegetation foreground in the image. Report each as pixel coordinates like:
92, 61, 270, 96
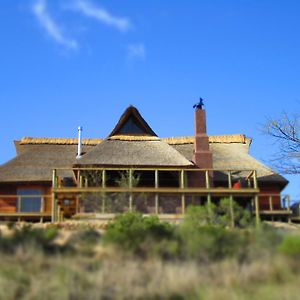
1, 209, 300, 300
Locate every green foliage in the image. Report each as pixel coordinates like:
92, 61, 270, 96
179, 222, 249, 261
0, 225, 60, 254
278, 234, 300, 257
182, 199, 253, 229
218, 198, 254, 228
103, 212, 175, 256
0, 221, 299, 299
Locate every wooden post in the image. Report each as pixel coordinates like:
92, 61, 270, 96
40, 196, 45, 223
155, 170, 159, 214
57, 205, 61, 222
76, 170, 80, 187
129, 169, 133, 212
254, 195, 260, 227
51, 169, 57, 223
269, 196, 273, 211
229, 195, 234, 228
269, 195, 274, 222
180, 170, 185, 214
228, 171, 232, 188
252, 171, 260, 227
253, 171, 258, 189
207, 194, 212, 223
17, 196, 21, 212
287, 195, 291, 224
101, 169, 106, 214
205, 170, 210, 189
40, 196, 45, 213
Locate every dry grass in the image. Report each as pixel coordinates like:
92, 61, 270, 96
0, 249, 299, 300
0, 220, 300, 300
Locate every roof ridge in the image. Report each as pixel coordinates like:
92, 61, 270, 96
19, 134, 250, 145
20, 137, 103, 145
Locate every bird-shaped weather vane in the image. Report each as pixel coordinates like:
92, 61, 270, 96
193, 97, 205, 110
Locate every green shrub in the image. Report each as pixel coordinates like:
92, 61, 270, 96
278, 234, 300, 257
103, 212, 175, 256
182, 200, 253, 229
218, 198, 254, 228
178, 204, 255, 261
0, 225, 60, 254
183, 204, 219, 227
179, 222, 249, 261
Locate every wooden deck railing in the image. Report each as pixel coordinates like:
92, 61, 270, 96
0, 195, 52, 222
51, 167, 262, 224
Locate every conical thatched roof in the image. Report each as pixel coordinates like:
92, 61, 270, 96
76, 106, 193, 167
75, 138, 193, 167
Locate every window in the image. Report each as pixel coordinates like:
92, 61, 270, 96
118, 117, 145, 134
17, 189, 42, 212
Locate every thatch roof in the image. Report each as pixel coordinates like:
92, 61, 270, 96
0, 135, 286, 186
172, 142, 288, 186
75, 138, 194, 167
20, 137, 103, 146
164, 134, 251, 145
19, 134, 249, 146
0, 144, 94, 182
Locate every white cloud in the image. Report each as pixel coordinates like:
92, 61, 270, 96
33, 0, 78, 49
128, 43, 146, 60
73, 0, 131, 32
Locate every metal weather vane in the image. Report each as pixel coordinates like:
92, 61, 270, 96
193, 97, 205, 110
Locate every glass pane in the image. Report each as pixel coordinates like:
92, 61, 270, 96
17, 189, 42, 213
118, 117, 145, 134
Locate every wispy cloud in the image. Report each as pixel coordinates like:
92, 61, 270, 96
73, 0, 131, 32
32, 0, 77, 49
128, 43, 146, 60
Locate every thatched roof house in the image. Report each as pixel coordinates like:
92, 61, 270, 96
0, 106, 287, 186
0, 105, 288, 221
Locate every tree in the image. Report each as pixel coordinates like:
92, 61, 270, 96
264, 112, 300, 174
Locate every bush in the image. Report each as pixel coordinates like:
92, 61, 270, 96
278, 234, 300, 258
179, 223, 249, 261
178, 204, 255, 261
182, 199, 253, 229
0, 225, 60, 254
103, 212, 175, 256
218, 198, 254, 228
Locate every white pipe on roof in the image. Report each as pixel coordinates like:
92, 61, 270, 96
76, 126, 83, 159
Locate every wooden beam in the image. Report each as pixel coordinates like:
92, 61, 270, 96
229, 195, 234, 228
269, 196, 273, 211
180, 170, 186, 214
207, 194, 212, 223
254, 195, 260, 227
129, 169, 133, 212
53, 187, 260, 195
228, 171, 232, 188
52, 169, 57, 223
155, 170, 159, 214
253, 171, 258, 189
101, 169, 106, 214
205, 170, 210, 189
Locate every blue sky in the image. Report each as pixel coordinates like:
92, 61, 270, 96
1, 0, 300, 199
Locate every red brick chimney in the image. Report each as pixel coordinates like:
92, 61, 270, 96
193, 108, 213, 169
